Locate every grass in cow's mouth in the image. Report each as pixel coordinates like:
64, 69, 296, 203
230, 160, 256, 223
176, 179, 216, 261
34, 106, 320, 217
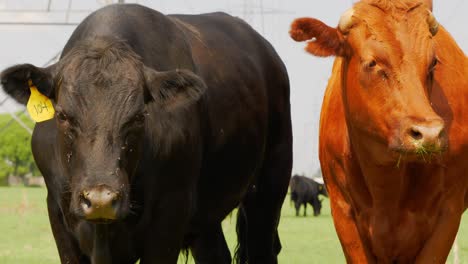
396, 143, 444, 168
415, 144, 430, 162
413, 142, 443, 163
396, 154, 403, 168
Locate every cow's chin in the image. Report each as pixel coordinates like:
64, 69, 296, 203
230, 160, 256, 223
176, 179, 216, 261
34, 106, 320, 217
74, 206, 130, 224
86, 218, 117, 224
389, 143, 447, 165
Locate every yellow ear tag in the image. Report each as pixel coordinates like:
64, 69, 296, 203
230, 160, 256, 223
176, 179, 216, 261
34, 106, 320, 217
27, 80, 55, 122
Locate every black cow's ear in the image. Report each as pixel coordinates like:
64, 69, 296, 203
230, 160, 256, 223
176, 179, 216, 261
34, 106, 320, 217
0, 63, 57, 105
143, 66, 207, 110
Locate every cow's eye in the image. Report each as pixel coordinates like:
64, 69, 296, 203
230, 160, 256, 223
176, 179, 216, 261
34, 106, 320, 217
134, 113, 146, 124
367, 60, 377, 69
56, 111, 68, 123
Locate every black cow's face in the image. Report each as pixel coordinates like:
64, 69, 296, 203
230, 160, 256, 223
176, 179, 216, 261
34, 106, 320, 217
313, 198, 322, 217
0, 38, 207, 223
55, 72, 146, 222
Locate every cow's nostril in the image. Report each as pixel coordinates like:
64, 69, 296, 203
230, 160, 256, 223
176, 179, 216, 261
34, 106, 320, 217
79, 186, 119, 221
80, 194, 92, 209
410, 128, 423, 140
111, 193, 120, 207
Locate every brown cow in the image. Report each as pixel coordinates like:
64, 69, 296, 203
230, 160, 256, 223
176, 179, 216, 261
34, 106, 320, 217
290, 0, 468, 263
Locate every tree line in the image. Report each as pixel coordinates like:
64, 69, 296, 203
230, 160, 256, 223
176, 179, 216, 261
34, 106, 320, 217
0, 112, 40, 185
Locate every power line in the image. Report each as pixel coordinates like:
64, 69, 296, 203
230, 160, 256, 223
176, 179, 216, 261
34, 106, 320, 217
65, 0, 73, 23
0, 9, 93, 13
0, 22, 79, 26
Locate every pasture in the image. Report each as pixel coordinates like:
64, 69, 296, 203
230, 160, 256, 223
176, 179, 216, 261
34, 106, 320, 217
0, 186, 467, 263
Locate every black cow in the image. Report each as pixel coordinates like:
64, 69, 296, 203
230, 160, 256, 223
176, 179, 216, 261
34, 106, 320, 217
0, 4, 292, 264
290, 174, 327, 217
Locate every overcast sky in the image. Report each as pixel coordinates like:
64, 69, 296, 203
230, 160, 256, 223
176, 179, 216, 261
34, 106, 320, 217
0, 0, 466, 175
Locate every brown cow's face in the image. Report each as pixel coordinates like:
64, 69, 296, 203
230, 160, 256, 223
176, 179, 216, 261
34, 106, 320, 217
289, 0, 447, 164
343, 3, 447, 162
0, 37, 207, 222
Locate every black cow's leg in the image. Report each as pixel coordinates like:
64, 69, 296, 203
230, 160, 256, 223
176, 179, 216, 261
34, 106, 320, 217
303, 202, 307, 217
47, 195, 89, 264
190, 224, 231, 264
140, 191, 192, 264
236, 126, 292, 264
294, 201, 301, 216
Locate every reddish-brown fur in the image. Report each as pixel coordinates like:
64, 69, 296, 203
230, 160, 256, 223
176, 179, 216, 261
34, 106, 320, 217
291, 0, 468, 263
289, 18, 344, 57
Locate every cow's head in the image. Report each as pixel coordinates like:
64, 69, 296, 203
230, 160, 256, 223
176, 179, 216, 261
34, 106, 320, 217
318, 183, 328, 198
290, 0, 447, 164
0, 37, 206, 222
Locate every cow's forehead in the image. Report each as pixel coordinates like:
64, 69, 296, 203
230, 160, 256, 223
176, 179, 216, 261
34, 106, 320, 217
55, 62, 146, 130
55, 37, 145, 97
350, 1, 434, 55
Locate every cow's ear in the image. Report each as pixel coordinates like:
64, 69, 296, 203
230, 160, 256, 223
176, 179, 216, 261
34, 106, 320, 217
143, 66, 207, 110
1, 63, 57, 105
423, 0, 433, 11
290, 17, 347, 57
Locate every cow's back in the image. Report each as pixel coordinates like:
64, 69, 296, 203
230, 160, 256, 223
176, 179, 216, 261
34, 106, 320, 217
62, 4, 196, 71
170, 12, 289, 151
168, 13, 290, 223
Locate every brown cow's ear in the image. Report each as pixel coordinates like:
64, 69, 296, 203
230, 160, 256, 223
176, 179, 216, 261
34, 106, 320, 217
143, 66, 207, 110
423, 0, 433, 11
1, 63, 57, 105
290, 17, 346, 57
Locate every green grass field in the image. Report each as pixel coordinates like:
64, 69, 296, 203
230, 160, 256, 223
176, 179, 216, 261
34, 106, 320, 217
0, 187, 467, 263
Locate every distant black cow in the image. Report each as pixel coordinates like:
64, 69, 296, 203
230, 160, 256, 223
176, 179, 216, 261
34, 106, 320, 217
290, 174, 327, 217
0, 4, 292, 264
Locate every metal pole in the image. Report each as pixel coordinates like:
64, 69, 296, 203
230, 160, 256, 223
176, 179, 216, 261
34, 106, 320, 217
259, 0, 264, 34
65, 0, 73, 23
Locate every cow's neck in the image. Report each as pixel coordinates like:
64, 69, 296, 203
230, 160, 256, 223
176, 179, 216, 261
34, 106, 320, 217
91, 224, 112, 264
349, 133, 445, 211
348, 139, 446, 257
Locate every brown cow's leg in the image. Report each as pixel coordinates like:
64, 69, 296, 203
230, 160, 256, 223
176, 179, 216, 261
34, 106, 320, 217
324, 169, 375, 263
415, 196, 464, 264
190, 224, 231, 264
329, 195, 373, 263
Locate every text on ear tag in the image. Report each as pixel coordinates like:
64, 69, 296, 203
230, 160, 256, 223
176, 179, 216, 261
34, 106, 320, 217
27, 80, 55, 122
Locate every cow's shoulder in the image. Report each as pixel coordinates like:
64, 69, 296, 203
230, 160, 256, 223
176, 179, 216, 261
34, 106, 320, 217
320, 58, 350, 160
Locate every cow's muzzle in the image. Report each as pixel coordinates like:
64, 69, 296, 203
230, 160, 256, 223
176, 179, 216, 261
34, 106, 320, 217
391, 117, 448, 160
79, 185, 120, 222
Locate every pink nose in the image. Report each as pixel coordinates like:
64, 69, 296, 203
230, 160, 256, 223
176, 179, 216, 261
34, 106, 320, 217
80, 186, 119, 221
406, 119, 446, 149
